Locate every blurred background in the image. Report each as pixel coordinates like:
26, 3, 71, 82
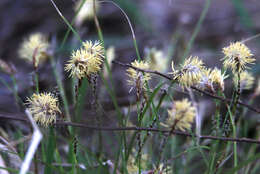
0, 0, 260, 130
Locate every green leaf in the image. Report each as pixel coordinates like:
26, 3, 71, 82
44, 128, 56, 174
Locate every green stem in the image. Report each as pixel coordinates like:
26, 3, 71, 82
133, 38, 141, 61
50, 0, 82, 43
50, 58, 71, 122
34, 71, 39, 93
227, 99, 238, 172
59, 0, 87, 50
181, 0, 212, 61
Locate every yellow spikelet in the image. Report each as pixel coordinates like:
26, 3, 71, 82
26, 93, 61, 127
126, 60, 151, 89
166, 99, 196, 131
18, 33, 49, 68
222, 42, 255, 73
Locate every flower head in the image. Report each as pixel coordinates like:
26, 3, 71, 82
126, 60, 151, 90
222, 42, 255, 73
197, 68, 212, 91
26, 93, 61, 127
82, 40, 104, 59
197, 68, 227, 92
209, 68, 227, 92
165, 99, 196, 131
74, 0, 99, 26
65, 40, 104, 79
145, 47, 168, 72
233, 71, 255, 90
18, 33, 49, 68
172, 56, 205, 87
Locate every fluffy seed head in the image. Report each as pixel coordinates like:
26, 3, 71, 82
65, 40, 104, 79
233, 71, 255, 90
166, 99, 196, 131
197, 68, 227, 92
26, 93, 61, 127
126, 60, 151, 89
172, 56, 205, 87
18, 33, 49, 68
222, 42, 255, 73
145, 47, 168, 72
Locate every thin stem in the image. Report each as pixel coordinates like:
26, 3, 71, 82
50, 57, 71, 122
156, 123, 178, 169
231, 71, 241, 171
59, 0, 87, 49
98, 0, 140, 60
49, 0, 82, 43
227, 102, 238, 172
181, 0, 212, 61
92, 0, 125, 126
1, 114, 260, 144
33, 72, 39, 93
233, 72, 241, 114
32, 48, 39, 93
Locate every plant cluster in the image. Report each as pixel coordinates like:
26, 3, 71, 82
0, 1, 260, 174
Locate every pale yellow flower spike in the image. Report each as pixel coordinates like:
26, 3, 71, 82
18, 33, 49, 68
197, 68, 212, 91
145, 48, 168, 72
177, 56, 205, 87
26, 93, 61, 127
74, 0, 100, 26
209, 68, 228, 92
103, 46, 115, 78
196, 68, 227, 93
126, 60, 151, 89
127, 151, 148, 174
222, 42, 255, 73
166, 99, 196, 131
65, 40, 104, 79
83, 40, 104, 59
233, 71, 255, 90
65, 49, 89, 79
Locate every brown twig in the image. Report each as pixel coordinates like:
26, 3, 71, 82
112, 60, 260, 114
1, 114, 260, 144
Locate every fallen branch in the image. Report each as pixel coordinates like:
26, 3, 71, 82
1, 114, 260, 144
